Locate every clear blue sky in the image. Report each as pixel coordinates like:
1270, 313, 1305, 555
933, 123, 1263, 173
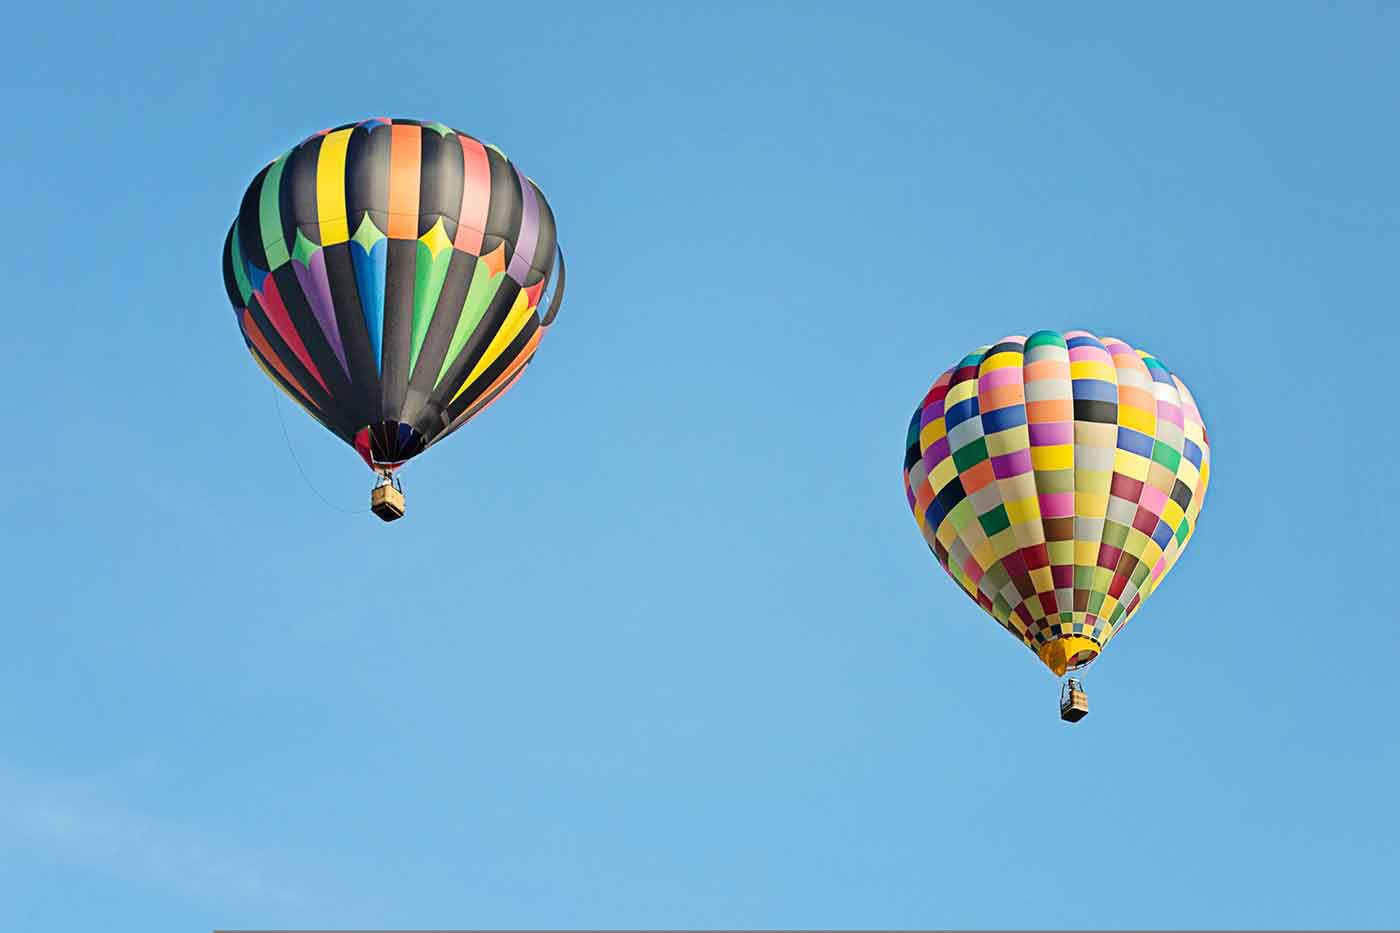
3, 2, 1396, 930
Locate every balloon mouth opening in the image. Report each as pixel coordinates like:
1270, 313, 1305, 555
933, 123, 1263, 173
1038, 636, 1102, 677
354, 422, 426, 472
1065, 648, 1098, 670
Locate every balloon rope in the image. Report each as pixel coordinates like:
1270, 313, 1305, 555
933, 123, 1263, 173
271, 387, 369, 515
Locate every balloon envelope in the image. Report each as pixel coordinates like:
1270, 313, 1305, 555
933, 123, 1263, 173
221, 118, 564, 471
903, 331, 1210, 675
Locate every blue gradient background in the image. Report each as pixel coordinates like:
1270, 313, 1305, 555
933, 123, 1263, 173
2, 2, 1396, 929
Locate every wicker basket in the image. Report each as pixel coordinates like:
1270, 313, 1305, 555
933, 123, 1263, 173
1059, 683, 1089, 722
371, 483, 405, 522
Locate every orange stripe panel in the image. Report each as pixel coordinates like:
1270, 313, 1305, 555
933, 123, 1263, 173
462, 331, 541, 419
1023, 359, 1066, 382
387, 124, 422, 238
1026, 399, 1073, 422
980, 382, 1024, 412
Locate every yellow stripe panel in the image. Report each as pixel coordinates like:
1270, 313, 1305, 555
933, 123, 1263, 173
985, 428, 1024, 457
1118, 404, 1155, 435
1114, 449, 1151, 480
980, 350, 1021, 372
935, 521, 958, 549
1076, 492, 1108, 515
1031, 444, 1073, 470
317, 129, 352, 244
452, 290, 534, 402
931, 457, 958, 490
1070, 360, 1116, 382
945, 379, 977, 405
1004, 495, 1040, 525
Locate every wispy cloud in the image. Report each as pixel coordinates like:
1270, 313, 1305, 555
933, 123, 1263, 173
0, 763, 302, 907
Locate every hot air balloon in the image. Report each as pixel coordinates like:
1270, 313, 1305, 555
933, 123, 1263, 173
902, 331, 1210, 721
221, 118, 565, 521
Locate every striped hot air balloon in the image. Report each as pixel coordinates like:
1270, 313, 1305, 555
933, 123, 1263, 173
902, 331, 1210, 718
221, 118, 565, 518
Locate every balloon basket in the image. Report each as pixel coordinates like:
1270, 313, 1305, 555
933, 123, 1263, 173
1059, 678, 1089, 723
371, 478, 405, 522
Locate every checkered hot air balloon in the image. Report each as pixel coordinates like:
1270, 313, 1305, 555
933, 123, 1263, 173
221, 118, 565, 520
902, 331, 1210, 719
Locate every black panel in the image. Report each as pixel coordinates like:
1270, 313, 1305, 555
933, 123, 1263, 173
418, 129, 464, 239
379, 238, 417, 418
321, 242, 381, 425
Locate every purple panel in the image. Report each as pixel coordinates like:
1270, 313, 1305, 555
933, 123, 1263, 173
506, 168, 539, 284
294, 249, 350, 378
1028, 422, 1073, 446
991, 448, 1032, 478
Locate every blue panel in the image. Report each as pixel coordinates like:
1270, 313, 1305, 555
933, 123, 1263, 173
945, 397, 979, 429
981, 404, 1027, 433
1151, 521, 1175, 549
1071, 378, 1117, 402
351, 238, 388, 372
1117, 427, 1155, 458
